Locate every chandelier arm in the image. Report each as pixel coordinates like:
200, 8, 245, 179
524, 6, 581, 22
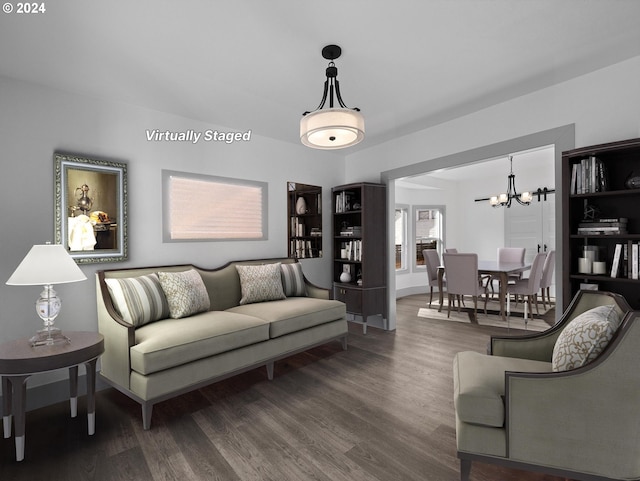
303, 79, 330, 116
333, 79, 349, 109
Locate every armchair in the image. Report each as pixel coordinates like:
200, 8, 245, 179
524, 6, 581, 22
453, 290, 638, 481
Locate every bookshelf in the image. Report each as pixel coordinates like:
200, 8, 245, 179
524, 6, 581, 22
288, 182, 322, 259
332, 182, 387, 333
562, 137, 640, 310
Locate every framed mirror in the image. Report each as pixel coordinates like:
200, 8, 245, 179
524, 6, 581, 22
54, 152, 128, 263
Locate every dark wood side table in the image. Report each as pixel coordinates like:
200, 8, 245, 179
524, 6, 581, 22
0, 331, 104, 461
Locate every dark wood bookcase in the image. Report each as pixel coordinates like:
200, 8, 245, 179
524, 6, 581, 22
562, 137, 640, 310
288, 182, 322, 259
332, 182, 387, 333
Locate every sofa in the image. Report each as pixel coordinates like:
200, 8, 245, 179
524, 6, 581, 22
96, 258, 347, 429
453, 290, 640, 481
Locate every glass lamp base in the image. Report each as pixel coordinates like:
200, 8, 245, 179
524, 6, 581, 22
30, 327, 70, 347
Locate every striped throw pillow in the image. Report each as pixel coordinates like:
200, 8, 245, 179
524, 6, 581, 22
281, 263, 307, 297
105, 273, 170, 327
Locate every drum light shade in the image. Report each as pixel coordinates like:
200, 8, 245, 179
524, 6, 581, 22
300, 108, 365, 150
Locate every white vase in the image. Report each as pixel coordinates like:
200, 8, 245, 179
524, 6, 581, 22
295, 196, 307, 215
340, 271, 352, 283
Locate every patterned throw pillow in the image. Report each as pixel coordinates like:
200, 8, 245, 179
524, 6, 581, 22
552, 305, 621, 372
236, 263, 286, 305
281, 263, 307, 297
105, 273, 170, 327
158, 269, 211, 319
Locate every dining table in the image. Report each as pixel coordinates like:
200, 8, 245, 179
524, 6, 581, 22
437, 260, 531, 322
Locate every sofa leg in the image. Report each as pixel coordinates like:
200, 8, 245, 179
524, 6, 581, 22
460, 459, 471, 481
142, 402, 153, 430
266, 362, 274, 381
341, 335, 348, 351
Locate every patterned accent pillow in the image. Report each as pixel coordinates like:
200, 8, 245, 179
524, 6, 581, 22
236, 263, 286, 305
157, 269, 211, 319
552, 305, 621, 372
281, 263, 307, 297
105, 273, 170, 327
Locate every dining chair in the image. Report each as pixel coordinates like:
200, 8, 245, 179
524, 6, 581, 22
423, 249, 444, 308
506, 251, 546, 327
539, 249, 556, 310
487, 247, 526, 297
442, 253, 487, 320
445, 248, 458, 253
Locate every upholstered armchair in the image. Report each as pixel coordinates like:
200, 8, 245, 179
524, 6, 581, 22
453, 290, 639, 481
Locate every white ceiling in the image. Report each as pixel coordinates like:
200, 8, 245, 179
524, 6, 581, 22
397, 145, 555, 188
1, 1, 639, 151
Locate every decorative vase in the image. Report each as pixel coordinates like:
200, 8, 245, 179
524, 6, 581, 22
339, 271, 351, 283
625, 172, 640, 189
295, 196, 307, 214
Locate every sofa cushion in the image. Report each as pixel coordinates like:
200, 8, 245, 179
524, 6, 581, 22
236, 263, 286, 305
552, 304, 621, 372
130, 311, 269, 375
104, 273, 170, 327
453, 351, 552, 427
158, 269, 211, 318
281, 263, 307, 297
227, 297, 346, 338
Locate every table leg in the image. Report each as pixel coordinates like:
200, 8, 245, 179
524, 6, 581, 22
85, 359, 97, 436
437, 268, 444, 312
69, 365, 78, 418
2, 376, 11, 438
10, 375, 29, 462
499, 272, 508, 322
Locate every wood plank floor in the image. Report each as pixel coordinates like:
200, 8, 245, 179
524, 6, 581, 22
0, 294, 567, 481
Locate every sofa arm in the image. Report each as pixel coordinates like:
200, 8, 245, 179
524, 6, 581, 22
505, 312, 640, 479
95, 273, 135, 389
490, 290, 631, 362
305, 278, 330, 300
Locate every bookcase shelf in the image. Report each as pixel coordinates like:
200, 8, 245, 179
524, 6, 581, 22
287, 182, 322, 259
562, 137, 640, 309
332, 182, 387, 333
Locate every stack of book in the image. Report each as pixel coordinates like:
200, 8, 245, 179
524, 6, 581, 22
570, 155, 608, 194
610, 241, 640, 279
577, 218, 628, 235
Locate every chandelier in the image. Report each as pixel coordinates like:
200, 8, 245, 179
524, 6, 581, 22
489, 156, 533, 208
300, 45, 365, 150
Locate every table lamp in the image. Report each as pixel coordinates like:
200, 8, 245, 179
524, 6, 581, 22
6, 243, 86, 346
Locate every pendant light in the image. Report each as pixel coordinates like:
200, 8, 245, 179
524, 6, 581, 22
489, 156, 533, 208
300, 45, 365, 150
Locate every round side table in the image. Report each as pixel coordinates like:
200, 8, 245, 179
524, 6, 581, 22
0, 331, 104, 462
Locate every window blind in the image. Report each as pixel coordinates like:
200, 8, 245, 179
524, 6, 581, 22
163, 171, 267, 241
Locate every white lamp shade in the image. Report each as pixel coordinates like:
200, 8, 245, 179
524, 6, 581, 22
6, 244, 86, 286
520, 191, 533, 203
498, 193, 509, 204
489, 196, 499, 206
300, 108, 365, 150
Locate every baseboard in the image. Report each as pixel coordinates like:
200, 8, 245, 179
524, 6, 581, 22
1, 374, 111, 412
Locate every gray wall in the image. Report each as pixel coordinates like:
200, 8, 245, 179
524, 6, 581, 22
0, 75, 345, 390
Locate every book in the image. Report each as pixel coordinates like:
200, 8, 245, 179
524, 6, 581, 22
633, 243, 639, 280
611, 243, 623, 278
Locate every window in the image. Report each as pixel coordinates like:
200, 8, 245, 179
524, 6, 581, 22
162, 170, 267, 242
414, 206, 444, 268
395, 206, 408, 271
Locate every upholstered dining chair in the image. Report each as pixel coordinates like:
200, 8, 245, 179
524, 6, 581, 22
539, 250, 556, 310
506, 251, 546, 327
423, 249, 444, 308
445, 248, 458, 253
442, 253, 487, 320
487, 246, 526, 297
